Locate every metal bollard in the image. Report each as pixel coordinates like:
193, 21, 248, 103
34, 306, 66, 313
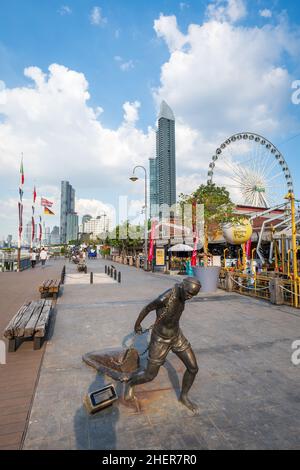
61, 265, 66, 285
110, 268, 113, 278
118, 271, 121, 283
108, 267, 110, 276
105, 265, 107, 274
90, 272, 93, 284
114, 269, 117, 281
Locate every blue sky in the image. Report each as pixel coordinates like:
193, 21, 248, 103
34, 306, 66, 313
0, 0, 300, 238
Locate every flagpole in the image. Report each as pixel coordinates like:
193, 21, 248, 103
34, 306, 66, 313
17, 153, 24, 272
17, 233, 21, 272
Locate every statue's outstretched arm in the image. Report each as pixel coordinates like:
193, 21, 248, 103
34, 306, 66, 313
134, 289, 171, 333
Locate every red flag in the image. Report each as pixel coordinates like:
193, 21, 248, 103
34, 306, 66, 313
191, 236, 198, 267
148, 220, 157, 263
191, 200, 198, 267
32, 217, 35, 242
245, 239, 252, 260
33, 186, 37, 203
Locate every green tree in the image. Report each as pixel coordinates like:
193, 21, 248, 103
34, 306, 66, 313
180, 183, 243, 265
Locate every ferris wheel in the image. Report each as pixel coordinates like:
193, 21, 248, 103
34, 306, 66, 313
207, 133, 294, 208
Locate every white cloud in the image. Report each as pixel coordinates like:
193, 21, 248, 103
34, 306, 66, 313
114, 56, 135, 71
76, 198, 114, 220
123, 101, 140, 125
153, 13, 299, 139
90, 6, 107, 26
0, 64, 155, 236
154, 15, 186, 52
206, 0, 247, 24
152, 11, 300, 204
259, 9, 273, 18
58, 5, 72, 16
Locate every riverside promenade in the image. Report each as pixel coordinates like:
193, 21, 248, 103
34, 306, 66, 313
0, 259, 65, 449
19, 258, 300, 450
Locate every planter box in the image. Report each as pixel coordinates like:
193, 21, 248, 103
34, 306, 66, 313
193, 266, 221, 293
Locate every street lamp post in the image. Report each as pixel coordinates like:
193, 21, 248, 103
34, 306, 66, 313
130, 165, 148, 270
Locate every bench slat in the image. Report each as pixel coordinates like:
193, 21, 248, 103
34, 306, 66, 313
24, 300, 45, 338
34, 300, 52, 338
3, 303, 31, 339
15, 302, 38, 337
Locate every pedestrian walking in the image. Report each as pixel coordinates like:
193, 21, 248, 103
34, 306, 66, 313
40, 247, 47, 268
30, 249, 37, 268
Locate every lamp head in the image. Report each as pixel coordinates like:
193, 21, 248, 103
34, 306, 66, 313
130, 175, 138, 182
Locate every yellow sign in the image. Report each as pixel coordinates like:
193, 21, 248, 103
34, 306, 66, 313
156, 248, 165, 266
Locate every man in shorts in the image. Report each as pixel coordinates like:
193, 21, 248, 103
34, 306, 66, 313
124, 277, 201, 413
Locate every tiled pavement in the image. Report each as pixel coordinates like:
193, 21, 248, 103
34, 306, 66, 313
0, 260, 65, 449
23, 259, 300, 450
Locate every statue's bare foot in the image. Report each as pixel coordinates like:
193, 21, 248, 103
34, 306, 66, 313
124, 384, 141, 412
124, 383, 135, 401
179, 395, 199, 414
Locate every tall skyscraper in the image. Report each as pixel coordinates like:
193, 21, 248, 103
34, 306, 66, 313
149, 100, 176, 218
60, 181, 78, 243
50, 226, 60, 245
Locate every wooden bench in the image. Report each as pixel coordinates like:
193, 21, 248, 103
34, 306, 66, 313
3, 299, 52, 352
39, 279, 61, 299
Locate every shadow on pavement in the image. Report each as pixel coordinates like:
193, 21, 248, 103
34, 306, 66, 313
74, 373, 120, 450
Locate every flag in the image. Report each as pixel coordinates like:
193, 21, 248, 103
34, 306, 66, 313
20, 157, 24, 185
44, 207, 55, 215
245, 239, 252, 260
191, 235, 198, 267
148, 220, 157, 263
32, 217, 35, 242
33, 186, 37, 203
191, 200, 198, 267
19, 187, 23, 202
18, 202, 23, 236
41, 197, 53, 207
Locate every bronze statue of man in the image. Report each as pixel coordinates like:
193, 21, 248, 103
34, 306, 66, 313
125, 276, 201, 413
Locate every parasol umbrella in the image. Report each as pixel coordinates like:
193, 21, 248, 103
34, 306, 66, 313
168, 244, 194, 252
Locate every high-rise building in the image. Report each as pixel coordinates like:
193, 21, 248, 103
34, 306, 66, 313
24, 221, 38, 246
83, 217, 109, 240
149, 101, 176, 218
60, 181, 78, 243
7, 234, 12, 248
149, 158, 158, 219
44, 226, 51, 245
24, 221, 32, 246
66, 213, 79, 242
50, 226, 60, 245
